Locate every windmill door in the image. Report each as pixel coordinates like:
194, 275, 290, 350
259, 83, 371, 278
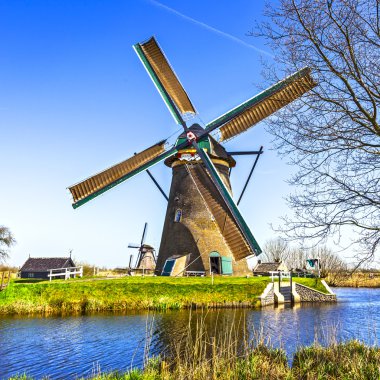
209, 251, 221, 274
162, 259, 176, 276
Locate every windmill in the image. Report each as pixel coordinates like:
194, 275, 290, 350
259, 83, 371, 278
128, 222, 156, 273
68, 36, 316, 276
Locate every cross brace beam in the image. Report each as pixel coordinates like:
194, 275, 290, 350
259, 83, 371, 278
146, 169, 169, 201
237, 146, 264, 205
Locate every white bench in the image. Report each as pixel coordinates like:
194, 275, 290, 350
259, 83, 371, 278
185, 271, 205, 277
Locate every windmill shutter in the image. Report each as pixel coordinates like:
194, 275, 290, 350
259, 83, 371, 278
221, 257, 233, 275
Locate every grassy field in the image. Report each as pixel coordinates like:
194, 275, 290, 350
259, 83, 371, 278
0, 276, 325, 315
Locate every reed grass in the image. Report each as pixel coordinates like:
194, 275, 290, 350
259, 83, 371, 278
0, 276, 325, 315
292, 340, 380, 379
132, 312, 379, 380
77, 320, 380, 380
8, 315, 379, 380
327, 272, 380, 288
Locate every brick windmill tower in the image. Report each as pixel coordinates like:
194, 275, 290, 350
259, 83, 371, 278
68, 37, 316, 276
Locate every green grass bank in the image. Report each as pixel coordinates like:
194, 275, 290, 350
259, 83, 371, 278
0, 276, 325, 315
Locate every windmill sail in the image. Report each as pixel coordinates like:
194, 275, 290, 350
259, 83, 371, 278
187, 164, 259, 261
206, 67, 316, 141
140, 222, 148, 246
134, 37, 196, 125
69, 140, 174, 209
191, 143, 262, 259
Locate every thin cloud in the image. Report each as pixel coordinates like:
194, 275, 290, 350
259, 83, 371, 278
149, 0, 274, 58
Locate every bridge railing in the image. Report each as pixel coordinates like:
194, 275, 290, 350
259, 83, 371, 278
269, 271, 291, 281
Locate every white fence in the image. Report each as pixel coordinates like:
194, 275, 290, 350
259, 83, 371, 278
48, 266, 83, 281
269, 271, 291, 281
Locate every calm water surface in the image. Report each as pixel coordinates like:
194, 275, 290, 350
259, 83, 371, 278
1, 288, 379, 379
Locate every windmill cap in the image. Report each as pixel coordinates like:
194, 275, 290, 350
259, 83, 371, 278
165, 129, 236, 168
177, 123, 204, 139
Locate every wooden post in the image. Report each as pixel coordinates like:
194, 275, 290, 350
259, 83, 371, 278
7, 271, 11, 287
80, 266, 83, 278
290, 270, 293, 289
1, 272, 4, 290
50, 269, 52, 282
279, 271, 282, 290
290, 270, 293, 304
211, 336, 216, 378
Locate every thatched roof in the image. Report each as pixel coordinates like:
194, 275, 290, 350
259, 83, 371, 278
20, 257, 75, 272
253, 262, 286, 273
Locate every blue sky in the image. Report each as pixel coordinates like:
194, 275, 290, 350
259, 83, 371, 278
0, 0, 299, 268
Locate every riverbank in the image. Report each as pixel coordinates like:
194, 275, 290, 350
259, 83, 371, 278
9, 340, 379, 379
0, 276, 326, 315
327, 272, 380, 288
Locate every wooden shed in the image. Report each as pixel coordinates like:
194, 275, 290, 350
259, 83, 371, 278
20, 257, 76, 279
252, 261, 288, 276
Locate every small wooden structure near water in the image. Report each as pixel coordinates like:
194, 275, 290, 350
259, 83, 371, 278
20, 256, 81, 280
253, 261, 288, 276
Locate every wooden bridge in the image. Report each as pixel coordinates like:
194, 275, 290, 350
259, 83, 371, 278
0, 271, 12, 291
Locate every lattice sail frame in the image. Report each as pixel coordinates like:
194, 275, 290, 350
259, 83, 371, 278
206, 68, 316, 142
69, 140, 168, 208
134, 37, 196, 125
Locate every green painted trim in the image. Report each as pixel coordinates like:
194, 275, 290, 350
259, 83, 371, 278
133, 43, 184, 126
209, 251, 221, 257
176, 137, 187, 146
194, 143, 262, 256
72, 145, 177, 209
198, 136, 211, 152
205, 67, 311, 132
176, 135, 211, 152
221, 256, 233, 275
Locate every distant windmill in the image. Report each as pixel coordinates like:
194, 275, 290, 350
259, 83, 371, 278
128, 223, 156, 273
68, 36, 316, 276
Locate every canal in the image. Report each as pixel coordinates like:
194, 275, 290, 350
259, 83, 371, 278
1, 288, 379, 379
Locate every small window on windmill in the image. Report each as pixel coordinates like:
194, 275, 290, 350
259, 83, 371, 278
174, 209, 182, 222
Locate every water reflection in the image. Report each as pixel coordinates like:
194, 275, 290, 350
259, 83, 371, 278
0, 288, 379, 380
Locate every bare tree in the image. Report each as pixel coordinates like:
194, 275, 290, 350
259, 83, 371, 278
264, 238, 290, 262
286, 247, 308, 270
253, 0, 380, 264
311, 246, 347, 278
0, 226, 16, 263
281, 244, 346, 278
